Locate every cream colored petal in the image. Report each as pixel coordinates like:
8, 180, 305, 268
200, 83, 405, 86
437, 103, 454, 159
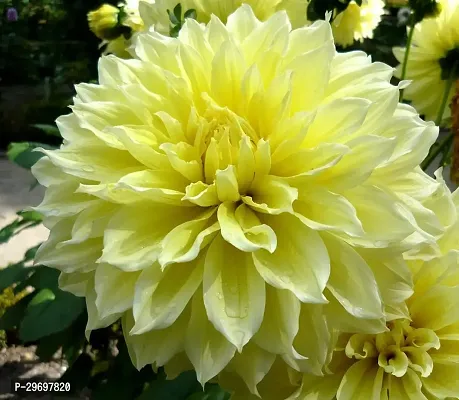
159, 208, 218, 267
85, 279, 122, 340
294, 186, 364, 237
58, 271, 94, 297
286, 304, 331, 375
218, 202, 277, 253
100, 203, 199, 270
410, 285, 459, 331
94, 263, 140, 319
243, 176, 298, 215
290, 373, 343, 400
325, 292, 387, 334
186, 293, 236, 385
252, 214, 329, 303
324, 234, 384, 320
131, 258, 203, 334
39, 143, 142, 183
122, 307, 189, 370
253, 284, 301, 356
337, 360, 384, 400
35, 219, 102, 274
203, 235, 266, 351
228, 342, 276, 396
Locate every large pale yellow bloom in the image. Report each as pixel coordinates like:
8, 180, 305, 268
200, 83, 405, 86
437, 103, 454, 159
331, 0, 386, 48
34, 5, 447, 385
394, 0, 459, 125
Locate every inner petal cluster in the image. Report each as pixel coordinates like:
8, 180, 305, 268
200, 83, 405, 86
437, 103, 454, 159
345, 319, 441, 378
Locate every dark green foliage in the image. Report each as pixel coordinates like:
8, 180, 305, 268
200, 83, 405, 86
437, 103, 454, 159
167, 3, 197, 37
7, 141, 56, 170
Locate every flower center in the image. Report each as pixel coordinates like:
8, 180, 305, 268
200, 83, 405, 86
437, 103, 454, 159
345, 319, 440, 378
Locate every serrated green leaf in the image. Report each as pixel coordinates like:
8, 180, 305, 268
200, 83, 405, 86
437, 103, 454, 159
19, 289, 85, 342
31, 124, 61, 137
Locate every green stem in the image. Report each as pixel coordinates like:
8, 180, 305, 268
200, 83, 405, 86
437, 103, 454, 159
422, 133, 454, 170
399, 19, 416, 102
435, 67, 457, 127
421, 62, 458, 171
440, 135, 454, 166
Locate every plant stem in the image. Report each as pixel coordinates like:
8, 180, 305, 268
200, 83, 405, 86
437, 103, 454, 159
399, 18, 416, 102
435, 66, 457, 127
422, 132, 454, 171
421, 63, 458, 171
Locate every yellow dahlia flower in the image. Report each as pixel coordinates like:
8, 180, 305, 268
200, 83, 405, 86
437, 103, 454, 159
331, 0, 386, 47
393, 0, 459, 125
88, 4, 120, 39
282, 184, 459, 400
34, 5, 447, 384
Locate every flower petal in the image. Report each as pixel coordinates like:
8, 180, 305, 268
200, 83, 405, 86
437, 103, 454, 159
324, 234, 384, 320
132, 259, 203, 334
186, 293, 236, 385
253, 214, 330, 303
95, 263, 140, 319
253, 284, 301, 356
123, 308, 189, 370
218, 202, 277, 253
204, 235, 266, 351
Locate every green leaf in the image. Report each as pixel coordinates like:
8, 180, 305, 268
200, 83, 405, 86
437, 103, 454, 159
24, 244, 42, 262
0, 294, 33, 330
173, 3, 182, 23
17, 210, 43, 222
184, 9, 197, 20
170, 24, 182, 37
25, 266, 60, 291
137, 371, 202, 400
31, 124, 61, 137
7, 142, 55, 170
167, 8, 180, 25
0, 263, 34, 292
19, 289, 85, 342
0, 211, 42, 247
27, 288, 55, 308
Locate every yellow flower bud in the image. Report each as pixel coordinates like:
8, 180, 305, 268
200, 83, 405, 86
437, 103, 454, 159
87, 4, 120, 40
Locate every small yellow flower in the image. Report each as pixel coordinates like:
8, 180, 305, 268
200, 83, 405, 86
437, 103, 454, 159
393, 0, 458, 125
331, 0, 386, 48
34, 5, 447, 386
88, 4, 120, 39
